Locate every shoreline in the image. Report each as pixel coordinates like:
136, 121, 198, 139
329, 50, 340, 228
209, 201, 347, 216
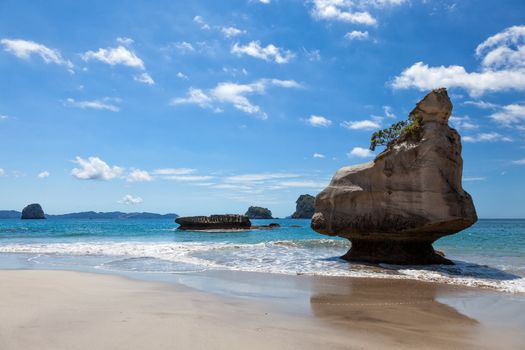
1, 267, 525, 349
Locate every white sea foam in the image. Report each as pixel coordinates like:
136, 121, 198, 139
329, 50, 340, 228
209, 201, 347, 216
0, 240, 524, 294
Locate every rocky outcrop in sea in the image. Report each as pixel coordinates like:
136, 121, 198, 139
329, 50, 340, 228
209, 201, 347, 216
245, 206, 273, 219
291, 194, 315, 219
21, 203, 46, 220
176, 215, 251, 231
311, 88, 477, 265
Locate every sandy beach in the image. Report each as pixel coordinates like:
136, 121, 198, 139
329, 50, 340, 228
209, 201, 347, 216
1, 269, 524, 350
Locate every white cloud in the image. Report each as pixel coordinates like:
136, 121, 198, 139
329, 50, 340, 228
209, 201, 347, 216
71, 156, 123, 180
307, 115, 332, 127
116, 37, 134, 46
512, 159, 525, 165
221, 26, 245, 38
270, 79, 302, 88
475, 25, 525, 70
345, 30, 369, 41
126, 169, 152, 182
232, 41, 294, 64
65, 97, 120, 112
0, 114, 8, 120
193, 15, 211, 30
462, 132, 512, 143
1, 38, 74, 71
118, 194, 143, 205
304, 48, 321, 62
0, 168, 5, 177
164, 175, 214, 182
173, 41, 195, 53
341, 118, 381, 130
172, 79, 301, 118
176, 72, 188, 79
449, 115, 479, 131
392, 25, 525, 96
277, 180, 327, 188
313, 153, 326, 158
171, 88, 218, 112
463, 100, 498, 109
348, 147, 373, 158
259, 0, 270, 3
310, 0, 377, 25
224, 173, 299, 183
82, 44, 144, 69
383, 105, 396, 118
153, 168, 196, 175
37, 171, 50, 179
211, 81, 266, 116
489, 104, 525, 126
133, 72, 155, 85
463, 176, 487, 181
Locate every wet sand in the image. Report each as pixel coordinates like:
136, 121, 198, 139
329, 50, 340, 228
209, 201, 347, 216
1, 269, 524, 349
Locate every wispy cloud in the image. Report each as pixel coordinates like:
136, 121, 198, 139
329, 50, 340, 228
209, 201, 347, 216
224, 173, 299, 183
1, 38, 74, 72
221, 26, 246, 38
345, 30, 369, 41
449, 115, 479, 131
462, 132, 512, 143
126, 169, 152, 182
164, 175, 214, 182
153, 168, 196, 176
37, 171, 50, 179
118, 194, 143, 205
341, 118, 381, 130
65, 97, 120, 112
512, 159, 525, 165
463, 176, 487, 181
82, 42, 144, 69
133, 72, 155, 85
232, 41, 294, 64
193, 15, 211, 30
489, 104, 525, 127
313, 153, 326, 158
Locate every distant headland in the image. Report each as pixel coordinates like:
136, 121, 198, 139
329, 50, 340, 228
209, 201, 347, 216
0, 206, 179, 220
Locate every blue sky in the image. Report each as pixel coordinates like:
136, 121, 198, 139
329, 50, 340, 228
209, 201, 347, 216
1, 0, 525, 218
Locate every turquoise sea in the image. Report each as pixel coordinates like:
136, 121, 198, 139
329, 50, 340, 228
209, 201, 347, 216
0, 218, 524, 293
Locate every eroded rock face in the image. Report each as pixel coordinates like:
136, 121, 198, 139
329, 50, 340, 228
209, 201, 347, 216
176, 214, 251, 231
311, 88, 477, 265
21, 203, 46, 220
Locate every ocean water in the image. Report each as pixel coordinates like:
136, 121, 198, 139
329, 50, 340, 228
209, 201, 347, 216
0, 218, 524, 293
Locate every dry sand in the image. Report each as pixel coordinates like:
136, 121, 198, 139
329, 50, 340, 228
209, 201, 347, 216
0, 269, 524, 350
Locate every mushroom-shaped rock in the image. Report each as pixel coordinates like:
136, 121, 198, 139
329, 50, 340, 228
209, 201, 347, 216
311, 88, 477, 265
21, 203, 46, 220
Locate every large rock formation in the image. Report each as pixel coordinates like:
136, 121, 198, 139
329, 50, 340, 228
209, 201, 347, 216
176, 215, 251, 230
311, 88, 477, 265
21, 203, 46, 220
245, 206, 273, 219
291, 194, 315, 219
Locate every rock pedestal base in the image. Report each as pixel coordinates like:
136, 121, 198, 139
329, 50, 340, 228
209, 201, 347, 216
342, 239, 453, 265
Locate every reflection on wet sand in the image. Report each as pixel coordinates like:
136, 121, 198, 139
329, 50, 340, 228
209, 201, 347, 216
309, 277, 525, 349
